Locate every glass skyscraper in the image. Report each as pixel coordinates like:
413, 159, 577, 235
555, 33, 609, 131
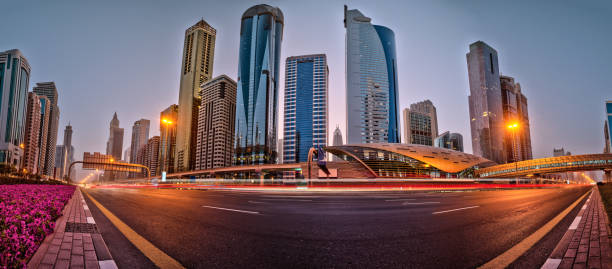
467, 41, 506, 164
234, 4, 283, 165
344, 5, 399, 144
434, 131, 464, 152
283, 54, 328, 163
0, 49, 30, 166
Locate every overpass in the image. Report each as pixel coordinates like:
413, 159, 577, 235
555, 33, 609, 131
164, 163, 302, 178
475, 153, 612, 178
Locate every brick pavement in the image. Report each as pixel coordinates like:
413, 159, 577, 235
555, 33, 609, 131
542, 187, 612, 269
28, 188, 117, 269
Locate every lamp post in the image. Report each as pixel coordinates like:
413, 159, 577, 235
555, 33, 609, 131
507, 122, 519, 183
161, 118, 174, 178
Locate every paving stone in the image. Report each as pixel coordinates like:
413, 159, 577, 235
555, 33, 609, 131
57, 249, 71, 260
565, 248, 577, 258
576, 252, 589, 263
54, 259, 70, 269
589, 247, 601, 257
41, 253, 57, 265
71, 254, 85, 267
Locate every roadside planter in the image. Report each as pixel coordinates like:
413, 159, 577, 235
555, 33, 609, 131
0, 184, 75, 268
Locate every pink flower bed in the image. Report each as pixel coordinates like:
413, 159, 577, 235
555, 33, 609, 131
0, 184, 75, 268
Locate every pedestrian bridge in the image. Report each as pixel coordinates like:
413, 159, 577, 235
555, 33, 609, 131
475, 153, 612, 178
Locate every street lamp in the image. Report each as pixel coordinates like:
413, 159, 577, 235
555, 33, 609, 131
507, 122, 520, 183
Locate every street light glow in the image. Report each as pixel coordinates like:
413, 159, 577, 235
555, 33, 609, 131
507, 123, 519, 129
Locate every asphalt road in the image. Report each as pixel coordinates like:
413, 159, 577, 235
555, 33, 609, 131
84, 186, 591, 268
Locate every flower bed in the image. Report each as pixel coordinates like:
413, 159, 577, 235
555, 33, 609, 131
0, 184, 75, 268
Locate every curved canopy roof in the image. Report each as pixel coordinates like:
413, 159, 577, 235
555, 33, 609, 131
326, 143, 496, 173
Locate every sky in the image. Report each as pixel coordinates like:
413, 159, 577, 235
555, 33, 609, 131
1, 0, 611, 179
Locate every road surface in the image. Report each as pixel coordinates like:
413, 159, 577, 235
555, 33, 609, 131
83, 186, 590, 268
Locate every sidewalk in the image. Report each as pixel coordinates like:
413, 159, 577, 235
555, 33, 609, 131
28, 188, 117, 269
543, 187, 612, 269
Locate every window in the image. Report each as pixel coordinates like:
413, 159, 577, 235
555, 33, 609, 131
489, 53, 494, 74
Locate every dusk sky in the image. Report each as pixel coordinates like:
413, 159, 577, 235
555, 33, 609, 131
2, 0, 611, 170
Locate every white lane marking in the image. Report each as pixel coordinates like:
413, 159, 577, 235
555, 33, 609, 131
248, 200, 267, 204
202, 205, 260, 215
402, 202, 440, 205
540, 258, 561, 269
260, 198, 312, 202
568, 216, 581, 230
385, 199, 416, 202
432, 206, 479, 215
99, 260, 118, 269
83, 205, 89, 210
261, 195, 320, 198
87, 217, 96, 224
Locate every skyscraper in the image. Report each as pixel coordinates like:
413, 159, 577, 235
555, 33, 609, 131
234, 4, 283, 165
33, 82, 60, 176
344, 5, 399, 144
139, 136, 160, 177
434, 131, 464, 152
55, 124, 73, 179
23, 93, 42, 173
130, 119, 150, 164
277, 138, 283, 164
175, 20, 216, 172
332, 126, 343, 161
195, 75, 236, 170
35, 95, 50, 174
467, 41, 505, 164
0, 49, 30, 166
500, 75, 532, 162
105, 112, 123, 161
123, 147, 130, 162
403, 100, 438, 146
283, 54, 328, 163
159, 104, 178, 173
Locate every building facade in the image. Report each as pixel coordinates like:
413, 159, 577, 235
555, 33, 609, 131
130, 119, 150, 164
0, 49, 30, 166
467, 41, 506, 164
175, 20, 216, 172
105, 112, 123, 161
344, 6, 399, 144
403, 100, 438, 146
159, 104, 178, 173
500, 75, 532, 162
23, 93, 42, 173
33, 82, 60, 176
277, 138, 283, 164
434, 131, 464, 152
234, 4, 284, 165
35, 95, 50, 174
55, 124, 73, 179
195, 75, 236, 170
332, 126, 343, 161
283, 54, 328, 163
138, 136, 160, 177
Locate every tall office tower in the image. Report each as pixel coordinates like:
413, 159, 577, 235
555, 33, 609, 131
234, 4, 284, 165
33, 82, 60, 176
500, 75, 532, 162
434, 131, 464, 152
283, 54, 328, 163
56, 124, 73, 179
403, 100, 438, 145
35, 95, 50, 174
105, 112, 123, 161
175, 19, 216, 172
344, 6, 399, 144
0, 50, 30, 166
23, 93, 42, 173
139, 136, 160, 177
467, 41, 505, 164
605, 101, 612, 153
195, 75, 236, 170
130, 119, 150, 164
277, 138, 283, 164
332, 126, 343, 161
159, 104, 178, 173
